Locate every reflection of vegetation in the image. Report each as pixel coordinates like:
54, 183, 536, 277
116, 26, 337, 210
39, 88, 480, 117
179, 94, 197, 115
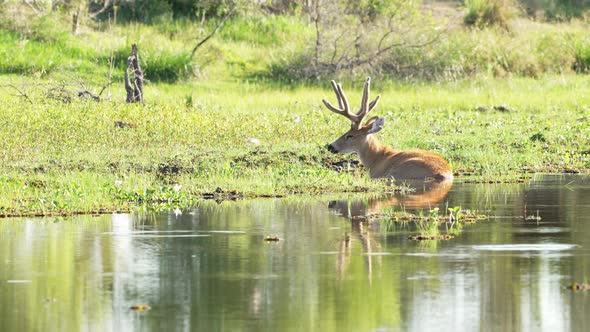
0, 216, 115, 332
130, 304, 151, 311
412, 208, 448, 240
264, 235, 280, 242
3, 185, 590, 331
374, 206, 488, 241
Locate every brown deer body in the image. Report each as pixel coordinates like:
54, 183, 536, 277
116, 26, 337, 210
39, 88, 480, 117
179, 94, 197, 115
323, 77, 452, 181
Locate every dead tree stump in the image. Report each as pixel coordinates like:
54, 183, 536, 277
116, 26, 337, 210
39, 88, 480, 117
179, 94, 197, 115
125, 44, 144, 103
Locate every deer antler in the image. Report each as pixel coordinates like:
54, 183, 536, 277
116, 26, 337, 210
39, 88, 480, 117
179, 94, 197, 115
322, 80, 352, 119
357, 77, 381, 126
322, 77, 381, 129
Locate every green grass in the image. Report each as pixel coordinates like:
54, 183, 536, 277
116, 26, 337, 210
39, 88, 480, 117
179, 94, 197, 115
3, 8, 590, 82
0, 75, 589, 216
0, 7, 590, 216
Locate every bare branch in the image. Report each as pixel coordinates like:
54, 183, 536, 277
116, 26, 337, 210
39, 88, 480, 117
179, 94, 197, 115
332, 29, 442, 72
78, 90, 101, 102
191, 3, 236, 58
89, 0, 112, 19
1, 83, 33, 104
330, 30, 346, 65
198, 8, 208, 40
376, 14, 397, 52
22, 0, 41, 14
306, 1, 441, 77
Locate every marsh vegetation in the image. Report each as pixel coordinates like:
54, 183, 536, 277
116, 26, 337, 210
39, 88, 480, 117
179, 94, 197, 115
0, 0, 589, 216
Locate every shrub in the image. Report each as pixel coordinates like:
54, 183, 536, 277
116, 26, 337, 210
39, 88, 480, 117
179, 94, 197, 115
464, 0, 517, 29
265, 52, 319, 83
381, 32, 482, 80
143, 51, 195, 82
265, 1, 438, 81
543, 0, 590, 21
572, 37, 590, 72
535, 33, 575, 73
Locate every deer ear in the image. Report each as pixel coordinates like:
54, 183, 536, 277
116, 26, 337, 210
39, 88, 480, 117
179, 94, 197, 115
366, 117, 385, 134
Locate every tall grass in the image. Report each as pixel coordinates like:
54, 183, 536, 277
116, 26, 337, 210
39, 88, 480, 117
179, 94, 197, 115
377, 18, 590, 80
3, 6, 590, 82
259, 7, 590, 82
219, 15, 310, 46
0, 11, 199, 82
463, 0, 518, 29
572, 37, 590, 72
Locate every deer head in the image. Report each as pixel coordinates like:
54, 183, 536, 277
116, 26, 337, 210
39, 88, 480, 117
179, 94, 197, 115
323, 77, 383, 154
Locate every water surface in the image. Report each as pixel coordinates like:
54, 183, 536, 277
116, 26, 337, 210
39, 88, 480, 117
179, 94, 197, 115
1, 175, 590, 331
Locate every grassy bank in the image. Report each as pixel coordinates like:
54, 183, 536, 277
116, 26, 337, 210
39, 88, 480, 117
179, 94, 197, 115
1, 75, 589, 216
1, 3, 590, 216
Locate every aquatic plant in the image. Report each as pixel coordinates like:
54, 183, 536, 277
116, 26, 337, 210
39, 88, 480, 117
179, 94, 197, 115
446, 206, 463, 236
374, 205, 487, 241
568, 282, 590, 291
411, 208, 443, 240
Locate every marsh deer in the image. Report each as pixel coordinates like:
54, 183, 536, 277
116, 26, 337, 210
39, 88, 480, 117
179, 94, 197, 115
323, 77, 452, 181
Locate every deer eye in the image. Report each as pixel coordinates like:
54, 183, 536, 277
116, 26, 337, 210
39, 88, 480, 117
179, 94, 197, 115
345, 134, 354, 140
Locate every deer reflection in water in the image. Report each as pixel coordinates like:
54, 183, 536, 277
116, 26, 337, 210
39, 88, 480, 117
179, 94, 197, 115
321, 76, 454, 279
329, 179, 452, 280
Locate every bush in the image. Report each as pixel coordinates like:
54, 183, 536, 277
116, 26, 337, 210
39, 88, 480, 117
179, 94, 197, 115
266, 52, 319, 83
143, 51, 195, 82
535, 33, 575, 73
542, 0, 590, 21
264, 1, 439, 82
381, 32, 482, 80
572, 37, 590, 72
464, 0, 517, 29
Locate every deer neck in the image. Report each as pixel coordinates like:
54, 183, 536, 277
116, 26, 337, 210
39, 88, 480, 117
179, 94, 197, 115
356, 135, 395, 177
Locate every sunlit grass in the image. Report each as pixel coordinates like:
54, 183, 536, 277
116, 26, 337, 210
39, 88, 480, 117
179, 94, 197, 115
0, 74, 589, 216
1, 4, 590, 217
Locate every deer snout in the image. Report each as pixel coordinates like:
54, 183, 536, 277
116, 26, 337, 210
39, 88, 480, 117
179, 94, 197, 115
327, 144, 338, 154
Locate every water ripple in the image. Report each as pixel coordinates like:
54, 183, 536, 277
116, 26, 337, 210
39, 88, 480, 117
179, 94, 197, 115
472, 244, 576, 251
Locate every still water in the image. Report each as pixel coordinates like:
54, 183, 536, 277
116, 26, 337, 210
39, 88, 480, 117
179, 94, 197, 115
1, 175, 590, 332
